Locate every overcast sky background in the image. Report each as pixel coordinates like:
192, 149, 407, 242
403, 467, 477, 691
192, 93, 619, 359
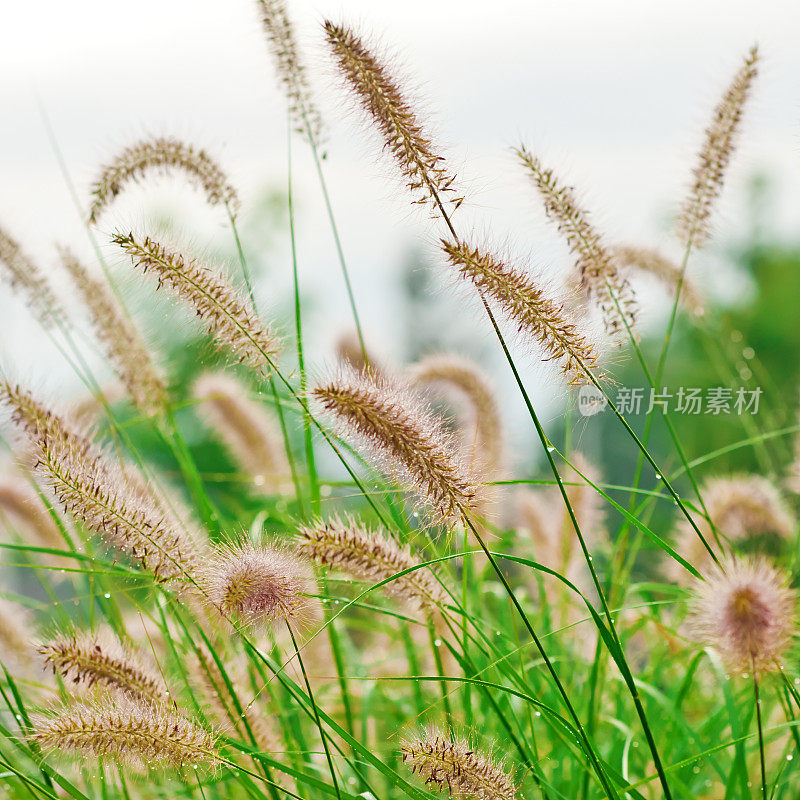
1, 0, 799, 436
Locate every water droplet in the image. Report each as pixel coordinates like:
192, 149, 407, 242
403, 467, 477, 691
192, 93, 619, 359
788, 754, 794, 761
103, 593, 111, 599
434, 638, 442, 647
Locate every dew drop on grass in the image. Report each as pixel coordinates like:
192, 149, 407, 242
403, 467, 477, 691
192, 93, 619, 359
434, 638, 442, 647
103, 592, 111, 598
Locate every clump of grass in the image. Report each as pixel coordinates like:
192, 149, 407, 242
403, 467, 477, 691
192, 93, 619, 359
1, 14, 798, 800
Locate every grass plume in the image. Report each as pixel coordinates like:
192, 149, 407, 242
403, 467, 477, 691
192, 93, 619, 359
314, 369, 477, 522
88, 136, 238, 224
515, 147, 636, 336
677, 45, 759, 247
441, 239, 600, 385
113, 232, 279, 375
30, 696, 219, 769
297, 515, 448, 611
323, 21, 459, 210
59, 246, 168, 416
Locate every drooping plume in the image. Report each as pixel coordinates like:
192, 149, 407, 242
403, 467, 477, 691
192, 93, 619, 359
402, 728, 518, 800
88, 136, 238, 224
314, 369, 477, 522
113, 232, 279, 375
59, 247, 167, 417
0, 382, 95, 462
612, 245, 705, 317
323, 21, 459, 210
688, 556, 796, 673
38, 628, 167, 706
200, 541, 309, 627
669, 474, 795, 582
193, 372, 289, 494
409, 354, 503, 479
677, 46, 759, 248
297, 516, 447, 611
30, 696, 219, 769
32, 434, 202, 583
515, 147, 636, 337
441, 240, 600, 385
0, 226, 63, 327
255, 0, 324, 145
4, 388, 203, 583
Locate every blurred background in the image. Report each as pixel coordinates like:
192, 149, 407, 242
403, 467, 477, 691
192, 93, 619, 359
1, 0, 800, 503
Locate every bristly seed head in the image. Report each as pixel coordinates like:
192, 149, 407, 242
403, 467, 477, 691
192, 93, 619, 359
0, 226, 63, 327
314, 369, 478, 523
441, 239, 601, 385
297, 515, 448, 611
200, 541, 310, 627
30, 695, 219, 770
323, 21, 460, 211
677, 45, 759, 248
59, 246, 168, 417
38, 628, 167, 706
256, 0, 324, 146
688, 556, 796, 673
88, 136, 238, 224
515, 147, 636, 337
113, 232, 279, 375
402, 727, 518, 800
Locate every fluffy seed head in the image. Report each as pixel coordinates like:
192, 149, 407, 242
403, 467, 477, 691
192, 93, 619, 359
88, 136, 237, 224
402, 728, 518, 800
441, 240, 601, 385
193, 372, 289, 494
256, 0, 324, 145
409, 354, 503, 479
323, 21, 459, 210
515, 147, 636, 337
297, 516, 448, 610
113, 232, 278, 375
0, 382, 95, 463
38, 628, 167, 706
314, 369, 477, 523
30, 696, 219, 769
612, 245, 705, 317
688, 556, 796, 673
0, 226, 63, 327
59, 247, 167, 416
32, 429, 201, 583
677, 46, 759, 247
201, 541, 309, 627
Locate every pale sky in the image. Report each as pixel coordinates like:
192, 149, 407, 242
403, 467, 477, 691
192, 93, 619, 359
1, 0, 799, 437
